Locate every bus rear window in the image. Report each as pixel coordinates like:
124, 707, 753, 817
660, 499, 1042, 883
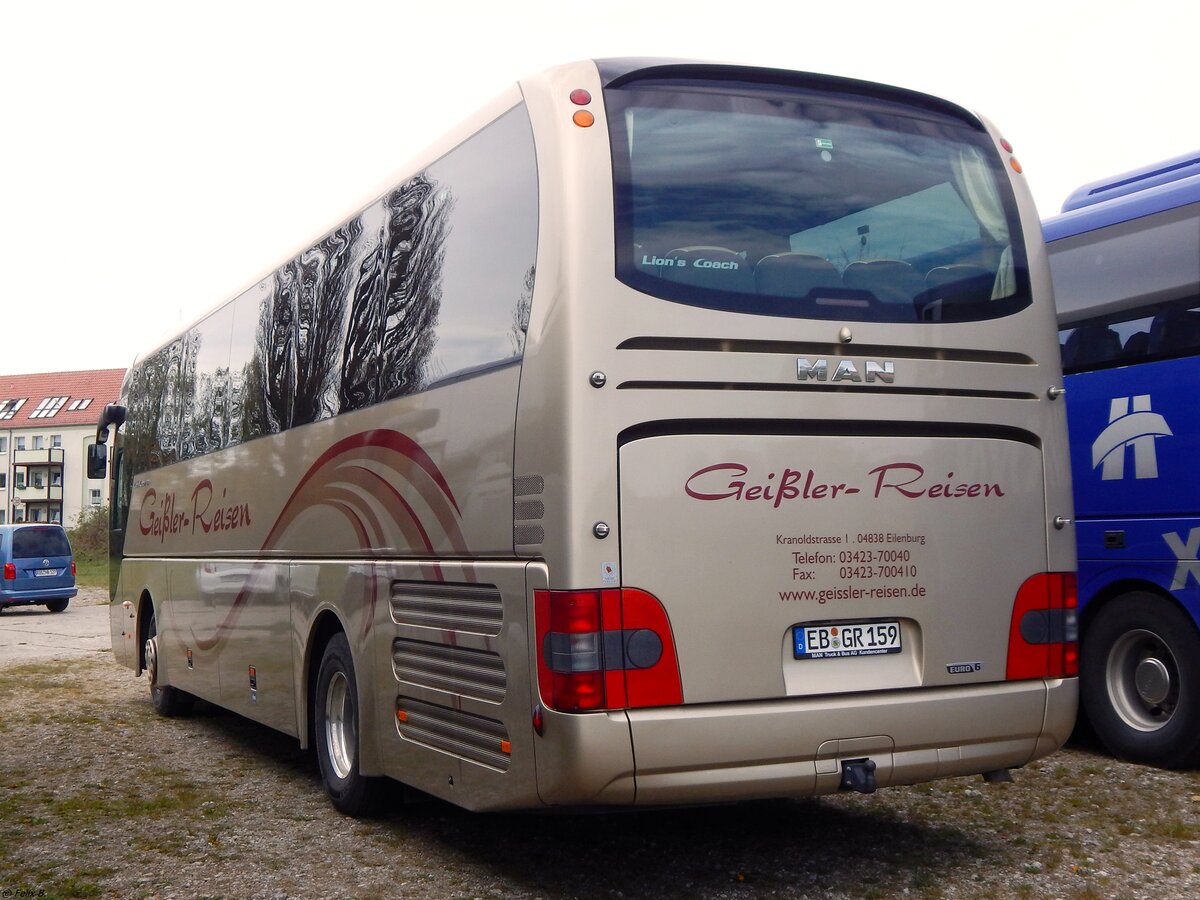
606, 77, 1030, 323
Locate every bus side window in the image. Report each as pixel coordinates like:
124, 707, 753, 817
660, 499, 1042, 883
1122, 330, 1150, 360
1148, 307, 1200, 356
1061, 323, 1122, 370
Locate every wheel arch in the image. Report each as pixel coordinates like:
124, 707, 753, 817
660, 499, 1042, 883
136, 589, 156, 675
300, 609, 348, 750
1078, 577, 1190, 639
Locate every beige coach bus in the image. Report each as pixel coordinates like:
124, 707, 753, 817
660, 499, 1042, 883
93, 58, 1078, 815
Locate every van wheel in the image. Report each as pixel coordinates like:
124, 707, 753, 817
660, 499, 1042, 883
45, 599, 69, 613
1081, 593, 1200, 768
144, 606, 194, 717
314, 633, 380, 817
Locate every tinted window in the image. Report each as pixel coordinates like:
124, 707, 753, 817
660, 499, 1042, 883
607, 78, 1029, 323
1049, 204, 1200, 324
13, 526, 71, 558
122, 103, 538, 466
1060, 301, 1200, 374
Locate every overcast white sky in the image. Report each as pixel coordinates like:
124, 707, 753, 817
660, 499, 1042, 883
2, 0, 1192, 376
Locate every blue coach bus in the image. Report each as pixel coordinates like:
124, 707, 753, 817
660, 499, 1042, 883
1045, 151, 1200, 768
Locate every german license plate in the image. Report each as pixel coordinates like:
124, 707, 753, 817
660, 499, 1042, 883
793, 621, 902, 660
35, 569, 57, 577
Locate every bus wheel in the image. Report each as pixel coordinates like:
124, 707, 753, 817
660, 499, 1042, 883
144, 607, 194, 717
1081, 593, 1200, 768
314, 633, 380, 817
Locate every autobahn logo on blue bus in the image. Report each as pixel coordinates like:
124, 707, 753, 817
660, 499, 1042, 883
1090, 394, 1173, 480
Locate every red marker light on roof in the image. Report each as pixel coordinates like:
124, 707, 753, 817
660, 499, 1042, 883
569, 88, 591, 105
1000, 138, 1013, 153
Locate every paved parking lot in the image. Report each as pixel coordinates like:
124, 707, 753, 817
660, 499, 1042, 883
0, 588, 110, 665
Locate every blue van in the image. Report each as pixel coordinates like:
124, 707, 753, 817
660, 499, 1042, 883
0, 524, 77, 613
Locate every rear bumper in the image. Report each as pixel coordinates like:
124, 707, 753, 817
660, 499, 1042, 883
536, 678, 1077, 807
0, 585, 78, 606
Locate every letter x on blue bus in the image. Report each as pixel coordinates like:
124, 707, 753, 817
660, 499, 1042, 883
1045, 150, 1200, 768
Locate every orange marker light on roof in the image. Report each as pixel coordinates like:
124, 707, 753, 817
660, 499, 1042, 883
573, 110, 595, 128
1010, 157, 1023, 174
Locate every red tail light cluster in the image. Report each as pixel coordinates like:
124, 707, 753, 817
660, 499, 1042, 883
3, 563, 15, 581
1006, 572, 1078, 679
534, 588, 683, 712
71, 560, 77, 577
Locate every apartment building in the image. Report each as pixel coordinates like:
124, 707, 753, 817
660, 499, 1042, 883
0, 369, 126, 527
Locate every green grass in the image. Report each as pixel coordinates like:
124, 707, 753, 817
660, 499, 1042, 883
72, 553, 109, 590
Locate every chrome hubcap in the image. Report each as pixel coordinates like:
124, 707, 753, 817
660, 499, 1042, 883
145, 635, 159, 686
1134, 656, 1171, 707
1106, 629, 1178, 732
324, 671, 355, 780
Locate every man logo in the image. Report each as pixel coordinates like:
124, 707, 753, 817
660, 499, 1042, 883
1090, 394, 1173, 481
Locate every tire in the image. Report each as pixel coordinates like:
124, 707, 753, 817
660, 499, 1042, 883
143, 606, 195, 717
45, 598, 70, 613
1080, 592, 1200, 768
314, 633, 381, 817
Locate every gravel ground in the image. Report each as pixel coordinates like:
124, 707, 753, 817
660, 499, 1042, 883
1, 595, 1198, 899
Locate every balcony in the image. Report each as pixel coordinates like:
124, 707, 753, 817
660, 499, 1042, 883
13, 448, 65, 467
14, 483, 64, 503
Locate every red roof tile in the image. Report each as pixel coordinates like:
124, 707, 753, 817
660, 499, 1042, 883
0, 369, 127, 429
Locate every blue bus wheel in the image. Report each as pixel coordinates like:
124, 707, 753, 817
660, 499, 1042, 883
1081, 592, 1200, 768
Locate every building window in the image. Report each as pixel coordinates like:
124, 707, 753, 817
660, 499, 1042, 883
32, 436, 44, 450
51, 434, 62, 448
90, 489, 102, 506
0, 473, 5, 489
50, 509, 61, 523
15, 472, 25, 489
0, 398, 26, 420
15, 437, 25, 451
30, 396, 68, 419
67, 398, 93, 412
0, 511, 5, 525
0, 437, 6, 452
51, 471, 62, 487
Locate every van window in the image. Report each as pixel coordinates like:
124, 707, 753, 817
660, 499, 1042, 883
13, 526, 71, 558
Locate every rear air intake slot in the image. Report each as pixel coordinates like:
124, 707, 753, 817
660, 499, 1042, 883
617, 335, 1034, 365
514, 474, 546, 548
